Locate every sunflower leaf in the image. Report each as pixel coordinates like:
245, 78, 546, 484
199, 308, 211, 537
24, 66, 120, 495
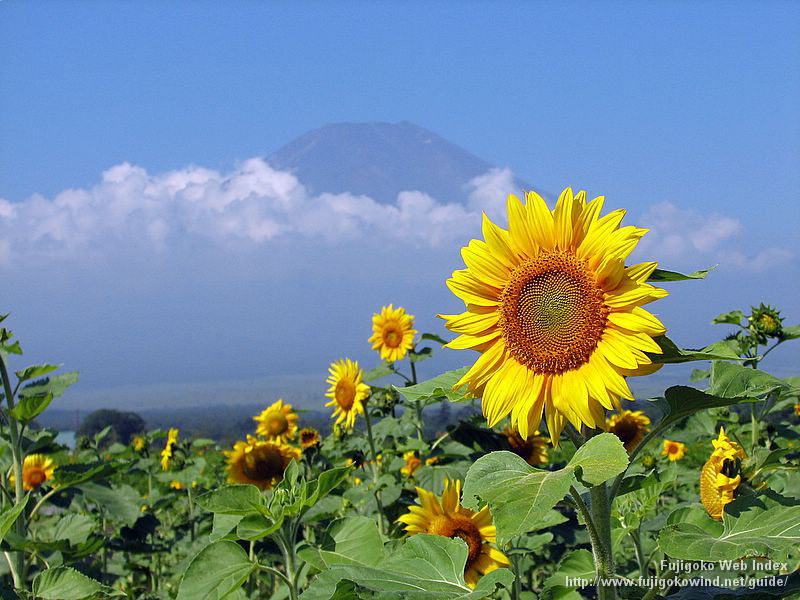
462, 435, 627, 544
708, 361, 789, 399
194, 484, 266, 517
0, 494, 30, 542
650, 386, 761, 432
658, 491, 800, 561
540, 549, 595, 600
32, 566, 123, 599
393, 367, 471, 407
176, 540, 256, 600
647, 265, 716, 282
648, 336, 743, 363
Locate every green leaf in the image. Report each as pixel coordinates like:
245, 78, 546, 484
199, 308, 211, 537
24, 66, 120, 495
649, 336, 742, 364
300, 533, 513, 600
79, 483, 142, 527
393, 367, 471, 407
540, 549, 595, 600
32, 566, 122, 599
0, 495, 30, 541
658, 492, 800, 561
303, 466, 351, 509
15, 364, 60, 382
195, 484, 265, 516
177, 540, 256, 600
54, 461, 127, 489
209, 513, 242, 542
462, 434, 627, 544
708, 361, 789, 399
236, 513, 283, 540
363, 362, 393, 383
647, 265, 716, 282
51, 514, 96, 546
19, 372, 79, 399
298, 516, 385, 571
650, 386, 760, 431
712, 310, 745, 325
421, 333, 449, 345
780, 324, 800, 340
9, 392, 54, 423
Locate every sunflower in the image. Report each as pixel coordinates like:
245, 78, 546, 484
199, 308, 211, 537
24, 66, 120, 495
299, 427, 320, 449
132, 435, 146, 452
369, 305, 417, 362
161, 428, 179, 471
225, 435, 301, 491
397, 479, 509, 588
504, 426, 548, 465
606, 410, 651, 452
700, 427, 746, 520
749, 303, 782, 339
325, 358, 369, 431
439, 189, 667, 444
170, 480, 185, 490
401, 451, 423, 477
9, 454, 56, 491
662, 439, 687, 462
254, 399, 299, 443
794, 402, 800, 417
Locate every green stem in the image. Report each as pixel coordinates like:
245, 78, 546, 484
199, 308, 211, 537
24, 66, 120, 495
510, 553, 522, 600
570, 486, 604, 564
750, 404, 759, 453
187, 485, 195, 542
631, 525, 648, 576
274, 530, 299, 600
362, 404, 386, 535
259, 565, 294, 594
28, 487, 59, 521
590, 483, 616, 600
0, 354, 26, 589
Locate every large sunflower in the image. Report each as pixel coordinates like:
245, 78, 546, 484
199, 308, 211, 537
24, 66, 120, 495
325, 358, 369, 431
225, 435, 301, 490
700, 427, 746, 520
397, 479, 509, 588
439, 189, 667, 444
9, 454, 56, 491
606, 409, 651, 452
369, 305, 417, 362
253, 399, 299, 443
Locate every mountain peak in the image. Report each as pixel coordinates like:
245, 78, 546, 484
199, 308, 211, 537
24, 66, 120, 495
268, 121, 521, 205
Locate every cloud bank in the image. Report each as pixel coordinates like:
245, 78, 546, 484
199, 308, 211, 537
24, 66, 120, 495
0, 159, 790, 273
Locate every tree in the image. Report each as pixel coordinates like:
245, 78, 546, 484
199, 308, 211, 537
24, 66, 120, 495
76, 409, 146, 445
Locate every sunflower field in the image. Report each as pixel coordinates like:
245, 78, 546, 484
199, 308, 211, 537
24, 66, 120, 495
1, 188, 799, 600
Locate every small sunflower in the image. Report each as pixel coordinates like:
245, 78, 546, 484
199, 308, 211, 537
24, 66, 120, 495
9, 454, 55, 491
170, 480, 185, 490
254, 399, 299, 443
504, 426, 548, 466
662, 439, 687, 462
401, 451, 423, 477
132, 435, 146, 452
426, 456, 439, 466
439, 189, 667, 445
794, 402, 800, 417
160, 428, 179, 471
397, 479, 510, 588
225, 435, 301, 491
700, 427, 746, 520
369, 304, 417, 362
299, 427, 320, 449
606, 410, 651, 452
325, 358, 370, 431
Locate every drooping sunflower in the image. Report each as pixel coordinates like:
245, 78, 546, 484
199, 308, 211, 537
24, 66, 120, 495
504, 426, 548, 465
325, 358, 369, 431
161, 428, 179, 471
253, 399, 299, 443
397, 479, 509, 588
225, 435, 301, 491
401, 451, 423, 477
439, 189, 667, 444
700, 427, 746, 520
9, 454, 56, 491
662, 439, 687, 462
298, 427, 320, 449
369, 305, 417, 362
606, 410, 651, 452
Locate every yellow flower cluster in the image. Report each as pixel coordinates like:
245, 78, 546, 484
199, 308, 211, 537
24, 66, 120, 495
700, 427, 746, 520
160, 428, 179, 471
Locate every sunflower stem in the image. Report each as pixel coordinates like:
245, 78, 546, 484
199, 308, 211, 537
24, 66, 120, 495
362, 403, 387, 535
589, 482, 616, 600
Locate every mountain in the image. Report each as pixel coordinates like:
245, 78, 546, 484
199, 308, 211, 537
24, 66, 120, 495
268, 121, 531, 205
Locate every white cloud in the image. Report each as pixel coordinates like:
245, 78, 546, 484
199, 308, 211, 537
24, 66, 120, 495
634, 201, 791, 272
465, 166, 516, 224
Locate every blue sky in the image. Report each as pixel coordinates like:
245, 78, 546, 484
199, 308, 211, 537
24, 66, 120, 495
1, 1, 798, 401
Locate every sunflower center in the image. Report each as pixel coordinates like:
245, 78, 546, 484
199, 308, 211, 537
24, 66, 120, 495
266, 413, 288, 435
610, 418, 639, 445
242, 446, 284, 481
428, 514, 482, 565
382, 324, 403, 348
27, 469, 46, 487
335, 379, 356, 410
499, 252, 608, 373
